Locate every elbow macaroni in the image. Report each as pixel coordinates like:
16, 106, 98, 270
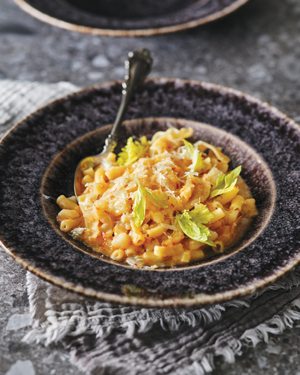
56, 128, 258, 268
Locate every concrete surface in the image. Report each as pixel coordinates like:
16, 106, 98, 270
1, 0, 300, 373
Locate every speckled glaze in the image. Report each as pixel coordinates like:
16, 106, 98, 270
0, 78, 300, 307
14, 0, 249, 36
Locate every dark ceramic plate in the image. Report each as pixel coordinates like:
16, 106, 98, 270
1, 78, 300, 307
14, 0, 249, 37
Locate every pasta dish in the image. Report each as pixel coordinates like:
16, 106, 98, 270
56, 127, 258, 268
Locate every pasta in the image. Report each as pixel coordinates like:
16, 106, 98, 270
56, 127, 258, 268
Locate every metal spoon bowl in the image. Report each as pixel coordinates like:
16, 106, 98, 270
74, 48, 153, 198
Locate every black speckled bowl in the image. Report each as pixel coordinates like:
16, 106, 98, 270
64, 0, 200, 19
0, 78, 300, 307
14, 0, 249, 36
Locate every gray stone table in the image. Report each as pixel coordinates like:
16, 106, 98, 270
1, 0, 300, 373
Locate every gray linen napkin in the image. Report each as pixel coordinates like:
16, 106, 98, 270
1, 79, 300, 375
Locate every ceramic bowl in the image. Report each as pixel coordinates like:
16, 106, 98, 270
65, 0, 199, 18
0, 78, 299, 307
14, 0, 249, 36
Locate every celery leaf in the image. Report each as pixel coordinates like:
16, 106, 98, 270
133, 184, 146, 227
143, 186, 168, 208
210, 166, 242, 198
133, 180, 168, 227
176, 211, 215, 246
183, 139, 203, 172
189, 203, 215, 224
117, 136, 148, 166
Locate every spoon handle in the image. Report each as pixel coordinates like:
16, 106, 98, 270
101, 48, 153, 155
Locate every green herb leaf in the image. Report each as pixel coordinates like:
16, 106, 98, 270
210, 166, 242, 198
183, 139, 203, 172
191, 149, 203, 172
133, 180, 168, 227
143, 187, 168, 208
117, 136, 148, 166
176, 211, 215, 246
133, 184, 146, 227
189, 204, 215, 224
183, 139, 195, 157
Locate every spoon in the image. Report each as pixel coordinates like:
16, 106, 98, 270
74, 48, 153, 198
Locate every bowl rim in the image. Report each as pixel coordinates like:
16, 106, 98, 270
14, 0, 249, 37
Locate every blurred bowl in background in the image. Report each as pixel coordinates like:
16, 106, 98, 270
65, 0, 200, 18
14, 0, 250, 36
